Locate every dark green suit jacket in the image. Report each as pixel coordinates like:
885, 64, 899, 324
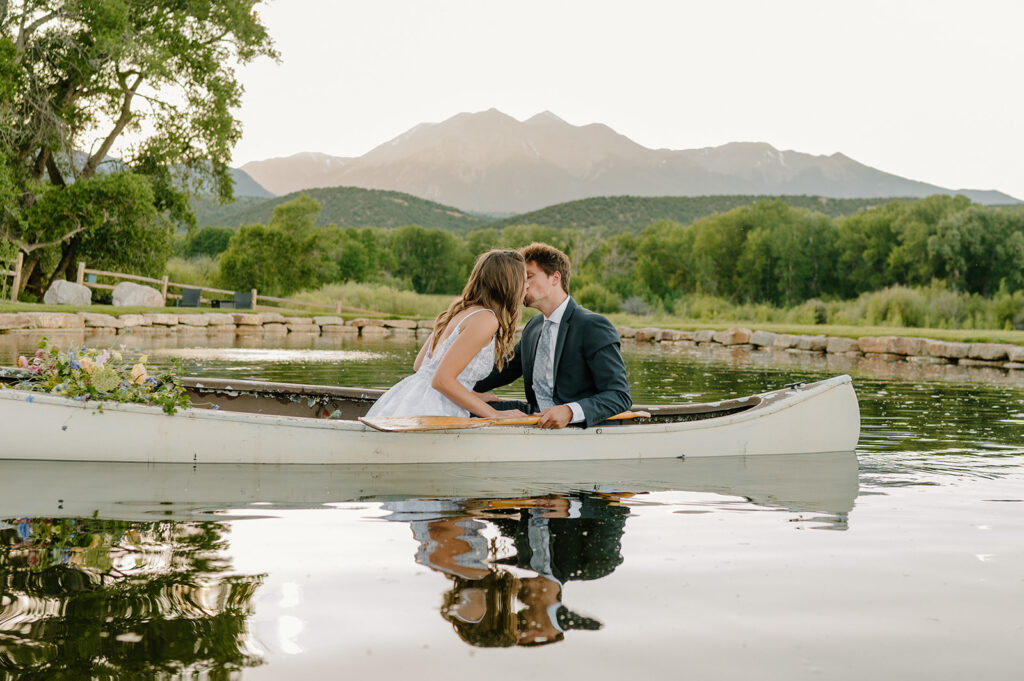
474, 297, 631, 427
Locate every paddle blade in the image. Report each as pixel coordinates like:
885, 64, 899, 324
359, 416, 495, 432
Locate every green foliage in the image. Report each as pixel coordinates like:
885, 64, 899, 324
166, 256, 219, 287
217, 222, 307, 296
10, 338, 191, 414
293, 282, 454, 318
390, 225, 465, 294
183, 226, 234, 258
576, 282, 622, 313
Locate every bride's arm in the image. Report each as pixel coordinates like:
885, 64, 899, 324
431, 313, 508, 418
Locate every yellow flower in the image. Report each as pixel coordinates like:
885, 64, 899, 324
79, 356, 94, 373
131, 363, 149, 384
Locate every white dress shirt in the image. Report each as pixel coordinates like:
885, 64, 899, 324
538, 296, 585, 424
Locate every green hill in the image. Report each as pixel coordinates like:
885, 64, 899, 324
193, 186, 489, 232
488, 195, 901, 232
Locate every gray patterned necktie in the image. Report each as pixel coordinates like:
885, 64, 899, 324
533, 319, 555, 410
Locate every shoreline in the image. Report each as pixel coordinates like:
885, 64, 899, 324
1, 311, 1022, 373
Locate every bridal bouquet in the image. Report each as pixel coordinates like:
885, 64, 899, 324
12, 338, 191, 414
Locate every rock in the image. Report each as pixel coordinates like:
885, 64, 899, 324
661, 329, 693, 341
112, 281, 164, 307
673, 340, 697, 348
634, 327, 663, 342
616, 326, 637, 338
286, 323, 318, 333
203, 313, 234, 326
826, 337, 860, 353
772, 334, 799, 349
144, 313, 179, 326
858, 336, 899, 354
0, 313, 31, 330
796, 334, 827, 351
313, 315, 345, 326
417, 319, 437, 329
1008, 346, 1024, 362
283, 316, 314, 325
263, 323, 288, 334
925, 340, 970, 359
23, 312, 84, 329
261, 312, 286, 324
233, 313, 263, 326
383, 319, 417, 329
361, 325, 388, 338
234, 325, 266, 336
117, 314, 151, 327
713, 328, 752, 345
968, 343, 1010, 361
892, 337, 927, 356
749, 331, 778, 347
693, 329, 715, 343
77, 312, 124, 329
415, 327, 432, 338
177, 314, 209, 327
43, 280, 91, 306
1005, 362, 1024, 370
322, 324, 358, 335
390, 327, 417, 337
958, 358, 1000, 367
349, 317, 386, 327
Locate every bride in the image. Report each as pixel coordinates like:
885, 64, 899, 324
365, 249, 528, 419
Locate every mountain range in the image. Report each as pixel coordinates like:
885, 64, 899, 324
233, 109, 1020, 212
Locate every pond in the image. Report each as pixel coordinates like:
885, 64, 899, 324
1, 333, 1022, 679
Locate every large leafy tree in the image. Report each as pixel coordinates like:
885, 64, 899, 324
0, 0, 277, 295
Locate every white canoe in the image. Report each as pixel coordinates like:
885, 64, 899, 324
0, 373, 860, 464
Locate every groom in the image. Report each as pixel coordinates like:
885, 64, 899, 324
475, 242, 631, 429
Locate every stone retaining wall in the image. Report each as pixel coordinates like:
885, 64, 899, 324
2, 312, 1022, 371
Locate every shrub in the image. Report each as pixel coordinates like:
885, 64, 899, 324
576, 283, 622, 313
621, 296, 652, 316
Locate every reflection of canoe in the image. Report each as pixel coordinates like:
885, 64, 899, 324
0, 373, 859, 464
0, 451, 859, 521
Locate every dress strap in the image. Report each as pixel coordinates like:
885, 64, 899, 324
455, 307, 497, 332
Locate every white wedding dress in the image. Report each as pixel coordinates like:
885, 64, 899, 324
365, 309, 496, 418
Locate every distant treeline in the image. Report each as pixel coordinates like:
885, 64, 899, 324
175, 194, 1024, 328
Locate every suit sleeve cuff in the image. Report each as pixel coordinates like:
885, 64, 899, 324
567, 402, 585, 424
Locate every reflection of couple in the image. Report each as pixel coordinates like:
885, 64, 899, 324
365, 243, 631, 428
382, 494, 628, 647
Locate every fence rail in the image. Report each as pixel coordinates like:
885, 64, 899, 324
73, 261, 381, 314
1, 253, 23, 302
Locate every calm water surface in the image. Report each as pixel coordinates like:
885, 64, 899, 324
1, 332, 1022, 680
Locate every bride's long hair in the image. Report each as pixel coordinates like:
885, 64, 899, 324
432, 249, 525, 371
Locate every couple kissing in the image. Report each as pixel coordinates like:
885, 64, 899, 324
364, 242, 631, 429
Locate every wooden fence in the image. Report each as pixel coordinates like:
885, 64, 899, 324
74, 261, 381, 314
1, 252, 23, 302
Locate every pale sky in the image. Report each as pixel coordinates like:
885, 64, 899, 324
231, 0, 1024, 199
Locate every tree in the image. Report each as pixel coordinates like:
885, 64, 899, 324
183, 226, 234, 259
390, 225, 464, 294
0, 1, 277, 295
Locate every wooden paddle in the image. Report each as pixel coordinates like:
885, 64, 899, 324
359, 410, 651, 432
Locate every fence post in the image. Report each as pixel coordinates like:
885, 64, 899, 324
161, 275, 169, 305
251, 288, 258, 309
335, 301, 342, 314
76, 261, 85, 286
11, 252, 23, 302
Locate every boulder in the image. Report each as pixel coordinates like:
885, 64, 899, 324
118, 314, 151, 327
286, 323, 318, 333
0, 313, 31, 330
616, 326, 637, 338
77, 312, 125, 329
263, 323, 288, 334
261, 312, 286, 324
143, 313, 179, 326
349, 317, 386, 327
177, 314, 209, 327
968, 343, 1010, 361
892, 337, 927, 356
772, 334, 800, 349
417, 319, 437, 329
112, 281, 164, 307
1007, 346, 1024, 363
361, 325, 388, 338
713, 328, 752, 345
43, 280, 91, 306
795, 334, 827, 351
661, 329, 693, 341
203, 313, 234, 326
925, 340, 970, 359
383, 319, 417, 329
693, 329, 715, 343
826, 337, 860, 353
634, 327, 664, 342
749, 331, 778, 347
322, 324, 358, 335
858, 336, 899, 354
233, 313, 263, 326
313, 315, 345, 327
23, 312, 84, 329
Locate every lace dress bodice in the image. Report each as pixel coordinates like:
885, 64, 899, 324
364, 309, 496, 418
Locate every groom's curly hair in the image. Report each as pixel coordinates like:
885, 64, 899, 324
520, 243, 571, 293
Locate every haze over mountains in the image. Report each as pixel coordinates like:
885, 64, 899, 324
237, 109, 1019, 212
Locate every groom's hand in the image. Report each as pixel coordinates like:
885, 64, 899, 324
537, 405, 572, 429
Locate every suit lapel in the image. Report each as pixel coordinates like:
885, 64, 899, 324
522, 315, 542, 389
552, 297, 576, 384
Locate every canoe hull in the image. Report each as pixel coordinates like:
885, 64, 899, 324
0, 375, 859, 464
